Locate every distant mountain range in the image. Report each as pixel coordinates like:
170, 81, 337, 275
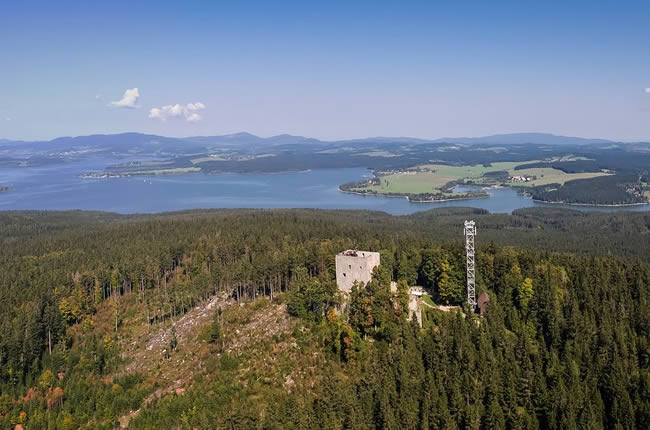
2, 130, 649, 180
0, 131, 640, 149
430, 133, 615, 146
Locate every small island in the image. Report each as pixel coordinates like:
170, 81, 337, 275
0, 185, 9, 192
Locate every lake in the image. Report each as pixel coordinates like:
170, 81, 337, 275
1, 158, 649, 215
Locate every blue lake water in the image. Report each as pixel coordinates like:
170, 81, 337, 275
1, 158, 649, 215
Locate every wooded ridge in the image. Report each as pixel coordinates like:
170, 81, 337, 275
0, 207, 649, 428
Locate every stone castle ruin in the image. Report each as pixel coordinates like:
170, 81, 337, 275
335, 250, 381, 293
336, 249, 422, 326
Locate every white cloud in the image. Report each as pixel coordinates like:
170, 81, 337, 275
149, 102, 205, 122
645, 88, 650, 94
110, 88, 140, 108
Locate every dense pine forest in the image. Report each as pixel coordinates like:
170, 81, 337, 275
528, 173, 648, 206
1, 207, 650, 429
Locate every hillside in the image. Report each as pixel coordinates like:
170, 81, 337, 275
0, 208, 649, 428
432, 132, 615, 145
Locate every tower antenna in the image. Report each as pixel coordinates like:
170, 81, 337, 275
464, 220, 477, 309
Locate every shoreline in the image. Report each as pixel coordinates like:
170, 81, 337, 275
82, 168, 315, 179
338, 187, 490, 203
339, 185, 649, 208
532, 198, 650, 208
409, 194, 490, 203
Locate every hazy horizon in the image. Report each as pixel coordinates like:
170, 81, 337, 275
1, 130, 645, 144
2, 1, 649, 141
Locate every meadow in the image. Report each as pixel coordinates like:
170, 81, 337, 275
356, 161, 611, 195
508, 166, 610, 186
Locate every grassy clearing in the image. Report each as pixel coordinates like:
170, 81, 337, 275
554, 155, 591, 162
363, 171, 455, 193
475, 146, 508, 152
355, 151, 398, 157
360, 162, 536, 194
354, 160, 611, 194
419, 161, 527, 177
192, 154, 276, 164
316, 147, 356, 154
129, 167, 201, 175
191, 156, 227, 164
115, 160, 174, 167
507, 167, 610, 186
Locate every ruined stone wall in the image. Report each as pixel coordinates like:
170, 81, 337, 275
335, 251, 380, 293
408, 295, 423, 327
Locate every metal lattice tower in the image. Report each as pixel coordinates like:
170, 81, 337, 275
464, 220, 477, 309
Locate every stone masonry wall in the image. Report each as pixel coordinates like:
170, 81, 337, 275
335, 251, 380, 293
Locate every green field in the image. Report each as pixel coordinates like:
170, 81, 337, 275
316, 147, 356, 154
355, 151, 398, 157
127, 167, 201, 175
191, 153, 278, 165
419, 161, 527, 177
553, 155, 591, 162
507, 167, 610, 187
353, 160, 611, 195
191, 155, 228, 164
357, 162, 533, 194
362, 171, 454, 194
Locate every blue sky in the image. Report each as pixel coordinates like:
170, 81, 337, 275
1, 0, 649, 141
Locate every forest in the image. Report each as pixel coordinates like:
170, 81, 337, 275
514, 160, 602, 173
0, 207, 649, 428
529, 174, 647, 206
513, 156, 650, 206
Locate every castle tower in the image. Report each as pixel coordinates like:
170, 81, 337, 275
335, 250, 380, 293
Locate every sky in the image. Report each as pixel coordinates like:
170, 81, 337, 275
1, 0, 649, 141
